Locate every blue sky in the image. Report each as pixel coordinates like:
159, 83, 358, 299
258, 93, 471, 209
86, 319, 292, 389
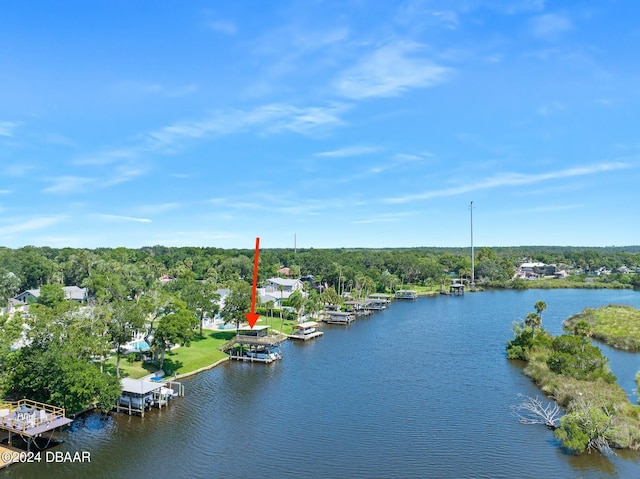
1, 1, 638, 249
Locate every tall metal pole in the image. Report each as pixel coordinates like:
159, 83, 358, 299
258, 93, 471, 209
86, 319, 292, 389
470, 201, 475, 288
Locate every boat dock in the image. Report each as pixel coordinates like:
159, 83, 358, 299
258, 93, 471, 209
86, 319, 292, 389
116, 376, 184, 417
289, 321, 324, 341
0, 399, 73, 453
323, 311, 356, 324
221, 326, 287, 363
395, 289, 418, 300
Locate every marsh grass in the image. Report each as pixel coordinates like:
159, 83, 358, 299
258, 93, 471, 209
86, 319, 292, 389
564, 305, 640, 351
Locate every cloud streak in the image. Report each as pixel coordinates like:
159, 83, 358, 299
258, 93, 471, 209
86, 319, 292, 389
315, 145, 381, 158
384, 162, 632, 204
0, 121, 22, 137
0, 216, 65, 236
531, 13, 573, 40
334, 41, 450, 99
144, 102, 350, 152
93, 214, 152, 223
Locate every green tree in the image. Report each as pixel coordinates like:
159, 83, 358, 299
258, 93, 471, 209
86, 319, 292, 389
153, 300, 198, 370
288, 290, 304, 318
107, 299, 146, 378
38, 283, 65, 307
174, 278, 220, 337
572, 319, 592, 353
321, 286, 341, 307
525, 312, 542, 338
0, 270, 21, 312
221, 281, 252, 329
554, 402, 616, 454
535, 300, 547, 321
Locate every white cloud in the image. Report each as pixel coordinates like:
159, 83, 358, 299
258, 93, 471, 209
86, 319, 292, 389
43, 176, 95, 194
101, 165, 146, 187
134, 203, 182, 215
316, 146, 381, 158
209, 20, 237, 35
531, 13, 573, 40
113, 81, 198, 98
144, 102, 350, 151
334, 42, 450, 99
0, 121, 22, 137
93, 214, 152, 223
0, 216, 65, 236
384, 161, 632, 204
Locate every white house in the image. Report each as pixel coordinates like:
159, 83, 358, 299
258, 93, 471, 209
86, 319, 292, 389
14, 286, 88, 304
259, 278, 305, 307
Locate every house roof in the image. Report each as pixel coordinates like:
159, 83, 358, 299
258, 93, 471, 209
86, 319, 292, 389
121, 378, 165, 395
266, 278, 300, 287
294, 321, 318, 329
63, 286, 87, 300
15, 286, 87, 301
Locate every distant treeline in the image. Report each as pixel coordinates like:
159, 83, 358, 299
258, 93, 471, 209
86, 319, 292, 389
2, 245, 640, 294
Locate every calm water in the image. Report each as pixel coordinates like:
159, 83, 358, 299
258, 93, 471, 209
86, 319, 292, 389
4, 289, 640, 478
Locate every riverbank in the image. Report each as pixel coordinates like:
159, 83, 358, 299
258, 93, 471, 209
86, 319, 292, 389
507, 311, 640, 453
116, 316, 303, 379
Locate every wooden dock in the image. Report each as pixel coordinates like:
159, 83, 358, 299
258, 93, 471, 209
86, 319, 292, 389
221, 327, 287, 363
0, 399, 73, 453
323, 311, 356, 324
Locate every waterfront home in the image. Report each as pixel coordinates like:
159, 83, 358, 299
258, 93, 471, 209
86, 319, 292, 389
221, 325, 287, 363
289, 321, 324, 341
324, 311, 356, 324
394, 290, 418, 300
265, 277, 303, 293
14, 286, 88, 304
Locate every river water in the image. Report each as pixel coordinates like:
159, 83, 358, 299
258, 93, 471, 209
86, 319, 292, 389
4, 289, 640, 478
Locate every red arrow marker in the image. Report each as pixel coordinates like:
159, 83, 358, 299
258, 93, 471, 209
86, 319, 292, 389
245, 237, 260, 329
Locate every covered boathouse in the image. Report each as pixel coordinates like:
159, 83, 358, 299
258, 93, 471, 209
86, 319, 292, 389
116, 377, 184, 417
221, 325, 287, 363
324, 311, 356, 324
0, 399, 73, 453
289, 321, 324, 341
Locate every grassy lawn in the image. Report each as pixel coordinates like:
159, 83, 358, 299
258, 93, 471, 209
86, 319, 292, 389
256, 314, 298, 335
104, 318, 300, 379
106, 330, 237, 378
564, 304, 640, 351
105, 356, 158, 379
162, 330, 236, 375
399, 284, 440, 295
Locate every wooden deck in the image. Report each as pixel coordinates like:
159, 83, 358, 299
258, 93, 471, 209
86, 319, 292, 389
0, 399, 72, 438
289, 331, 324, 341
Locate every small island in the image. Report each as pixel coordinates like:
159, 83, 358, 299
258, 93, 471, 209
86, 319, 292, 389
507, 301, 640, 455
563, 304, 640, 351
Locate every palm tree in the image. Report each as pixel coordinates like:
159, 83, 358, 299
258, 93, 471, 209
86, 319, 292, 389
525, 312, 542, 338
534, 301, 547, 322
572, 319, 592, 352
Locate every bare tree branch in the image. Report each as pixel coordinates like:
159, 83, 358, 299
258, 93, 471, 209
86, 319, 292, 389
511, 394, 563, 429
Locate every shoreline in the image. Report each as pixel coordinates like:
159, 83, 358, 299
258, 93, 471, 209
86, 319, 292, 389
173, 356, 230, 380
